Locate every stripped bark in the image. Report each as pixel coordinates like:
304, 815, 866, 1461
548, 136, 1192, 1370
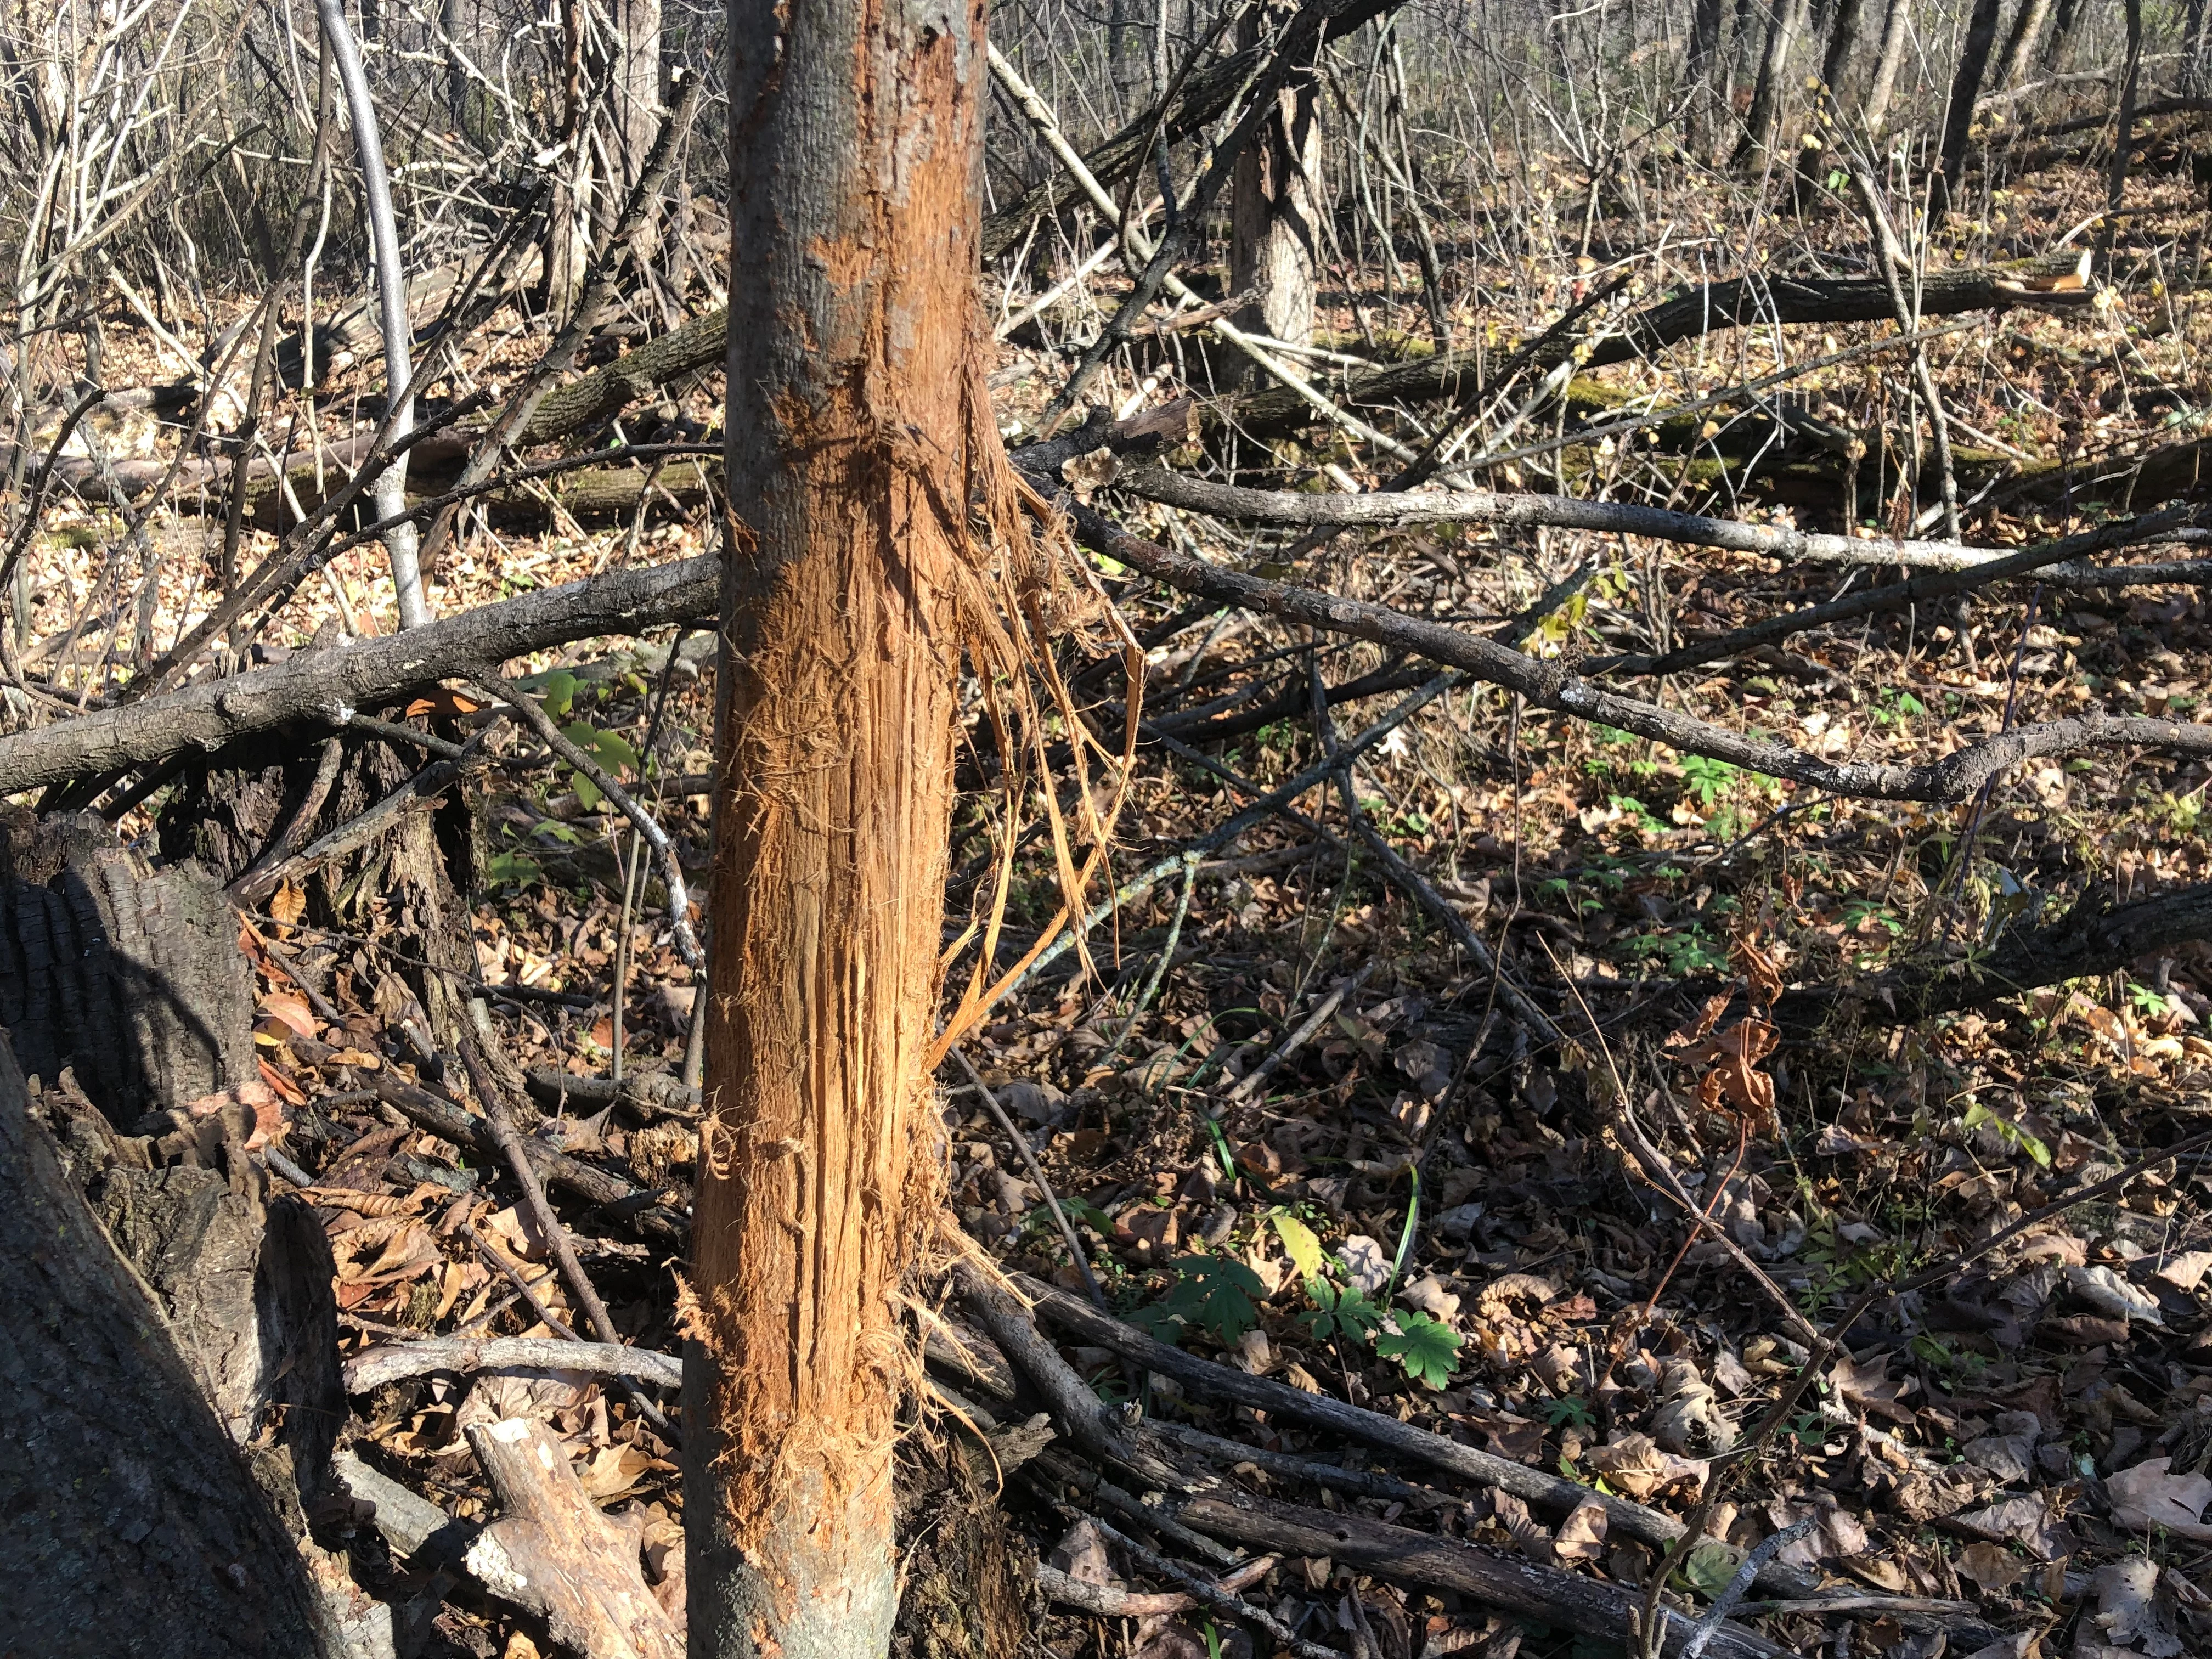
683, 0, 987, 1651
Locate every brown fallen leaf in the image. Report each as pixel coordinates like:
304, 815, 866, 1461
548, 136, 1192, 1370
2107, 1457, 2212, 1542
1552, 1498, 1607, 1565
1953, 1540, 2028, 1593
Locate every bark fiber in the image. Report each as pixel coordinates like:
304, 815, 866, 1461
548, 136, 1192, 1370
687, 0, 988, 1651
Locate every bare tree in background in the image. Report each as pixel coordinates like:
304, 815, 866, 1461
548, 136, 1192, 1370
1231, 2, 1324, 376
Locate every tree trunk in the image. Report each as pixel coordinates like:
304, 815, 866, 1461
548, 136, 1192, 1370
0, 1032, 337, 1657
1934, 0, 2006, 210
2104, 0, 2145, 240
1862, 0, 1912, 133
1686, 0, 1729, 157
2043, 0, 2091, 74
1995, 0, 2057, 90
610, 0, 664, 259
1229, 3, 1323, 377
684, 0, 985, 1651
1796, 0, 1869, 188
1736, 0, 1811, 163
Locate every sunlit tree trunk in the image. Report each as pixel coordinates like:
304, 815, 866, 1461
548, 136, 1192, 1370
682, 0, 984, 1651
1737, 0, 1810, 162
1861, 0, 1912, 133
1230, 1, 1322, 375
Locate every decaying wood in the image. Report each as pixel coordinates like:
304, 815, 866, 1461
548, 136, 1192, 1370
1180, 1488, 1788, 1659
1223, 254, 2102, 439
464, 1415, 683, 1659
0, 554, 715, 797
1779, 877, 2212, 1029
0, 810, 255, 1123
0, 1032, 337, 1658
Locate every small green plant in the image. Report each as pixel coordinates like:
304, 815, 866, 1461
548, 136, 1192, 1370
1609, 795, 1669, 837
1962, 1100, 2053, 1169
1872, 689, 1927, 729
1134, 1254, 1266, 1345
1297, 1277, 1385, 1344
2127, 981, 2175, 1019
1376, 1311, 1464, 1389
1544, 1394, 1597, 1429
1786, 1412, 1829, 1448
1680, 753, 1739, 810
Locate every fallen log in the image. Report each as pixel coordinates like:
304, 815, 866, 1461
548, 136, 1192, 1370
1179, 1488, 1789, 1659
0, 553, 716, 798
1223, 255, 2100, 440
1778, 878, 2212, 1030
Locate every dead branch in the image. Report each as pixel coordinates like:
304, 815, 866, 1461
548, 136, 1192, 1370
345, 1336, 681, 1393
1179, 1488, 1788, 1659
0, 555, 714, 797
1058, 499, 2212, 802
1013, 1274, 1819, 1597
1224, 255, 2101, 440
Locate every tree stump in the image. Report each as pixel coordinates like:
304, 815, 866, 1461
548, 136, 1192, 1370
0, 808, 255, 1124
0, 1031, 336, 1657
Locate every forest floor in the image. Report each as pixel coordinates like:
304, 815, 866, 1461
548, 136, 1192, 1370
12, 124, 2212, 1659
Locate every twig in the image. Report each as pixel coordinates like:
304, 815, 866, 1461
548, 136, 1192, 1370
1048, 1504, 1347, 1659
458, 1038, 621, 1346
1015, 1273, 1817, 1595
1223, 964, 1374, 1104
949, 1047, 1107, 1309
1679, 1517, 1815, 1659
1848, 169, 1959, 540
0, 383, 105, 600
1101, 851, 1199, 1065
477, 679, 702, 966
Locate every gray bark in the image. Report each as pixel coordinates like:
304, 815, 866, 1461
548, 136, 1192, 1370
0, 1032, 335, 1658
0, 553, 715, 797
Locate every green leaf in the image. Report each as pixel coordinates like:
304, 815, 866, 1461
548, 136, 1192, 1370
1147, 1254, 1266, 1344
571, 770, 605, 812
561, 719, 604, 753
539, 671, 578, 721
1375, 1310, 1462, 1389
1296, 1277, 1382, 1345
1271, 1212, 1327, 1280
1680, 1539, 1742, 1600
591, 728, 641, 776
484, 850, 543, 888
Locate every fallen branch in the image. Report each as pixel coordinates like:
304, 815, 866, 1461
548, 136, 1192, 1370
0, 554, 715, 797
345, 1335, 680, 1393
1111, 462, 2197, 584
1776, 878, 2212, 1028
1059, 500, 2212, 802
1013, 1274, 1818, 1597
1226, 255, 2102, 439
463, 1417, 681, 1659
1178, 1488, 1787, 1659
